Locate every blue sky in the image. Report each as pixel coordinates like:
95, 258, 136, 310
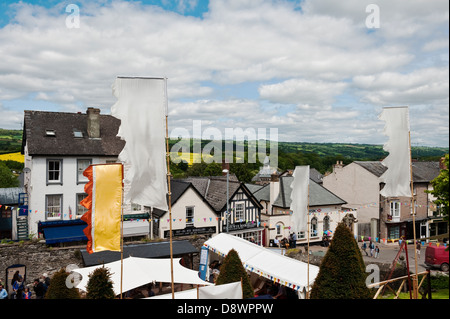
0, 0, 448, 147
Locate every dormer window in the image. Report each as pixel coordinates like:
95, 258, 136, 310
45, 129, 56, 137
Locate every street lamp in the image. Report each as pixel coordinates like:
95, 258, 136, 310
222, 169, 229, 233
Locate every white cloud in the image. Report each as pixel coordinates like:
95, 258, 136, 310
353, 67, 449, 105
259, 79, 348, 106
0, 0, 448, 147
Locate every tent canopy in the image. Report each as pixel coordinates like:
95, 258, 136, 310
204, 233, 319, 292
73, 256, 211, 296
147, 282, 242, 299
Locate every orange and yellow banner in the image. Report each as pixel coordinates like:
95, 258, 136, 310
81, 164, 123, 254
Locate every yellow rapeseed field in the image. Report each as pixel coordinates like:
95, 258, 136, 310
0, 152, 24, 163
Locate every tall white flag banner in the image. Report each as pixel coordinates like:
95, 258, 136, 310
111, 77, 169, 211
290, 166, 309, 233
379, 106, 412, 198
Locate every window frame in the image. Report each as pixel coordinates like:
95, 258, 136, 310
310, 217, 318, 237
390, 200, 400, 222
47, 159, 63, 185
235, 203, 245, 221
77, 159, 92, 184
76, 193, 88, 217
46, 194, 63, 220
186, 206, 195, 227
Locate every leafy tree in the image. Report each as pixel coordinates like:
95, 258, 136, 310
215, 249, 254, 299
427, 154, 449, 221
45, 268, 80, 299
310, 222, 372, 299
0, 162, 19, 187
86, 266, 115, 299
204, 162, 223, 176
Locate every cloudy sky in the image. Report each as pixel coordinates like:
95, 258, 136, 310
0, 0, 448, 147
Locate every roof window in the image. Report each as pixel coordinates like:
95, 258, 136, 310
45, 129, 56, 137
73, 130, 83, 138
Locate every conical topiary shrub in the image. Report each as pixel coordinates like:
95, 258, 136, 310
86, 266, 116, 299
310, 222, 372, 299
215, 249, 254, 299
45, 268, 80, 299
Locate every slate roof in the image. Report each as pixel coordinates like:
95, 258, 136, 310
22, 110, 125, 156
247, 176, 346, 208
276, 176, 346, 208
180, 176, 262, 212
250, 183, 270, 202
0, 187, 25, 205
152, 179, 217, 218
354, 161, 440, 182
81, 240, 198, 267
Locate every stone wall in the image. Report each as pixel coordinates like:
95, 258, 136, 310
0, 241, 83, 287
0, 235, 210, 289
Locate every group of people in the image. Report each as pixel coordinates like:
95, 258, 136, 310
273, 233, 298, 249
361, 240, 380, 258
0, 271, 50, 300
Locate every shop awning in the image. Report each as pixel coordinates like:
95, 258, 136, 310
38, 219, 87, 244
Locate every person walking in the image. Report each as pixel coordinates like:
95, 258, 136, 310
416, 240, 421, 260
361, 241, 368, 256
369, 241, 375, 257
374, 246, 380, 258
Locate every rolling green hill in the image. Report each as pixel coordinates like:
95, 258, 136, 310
0, 129, 23, 155
1, 128, 448, 163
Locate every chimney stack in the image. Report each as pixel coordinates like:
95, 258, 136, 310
439, 157, 447, 170
87, 107, 101, 138
222, 160, 230, 176
269, 171, 280, 205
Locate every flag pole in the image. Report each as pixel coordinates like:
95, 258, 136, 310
164, 79, 175, 299
306, 184, 310, 299
409, 131, 419, 299
120, 163, 124, 299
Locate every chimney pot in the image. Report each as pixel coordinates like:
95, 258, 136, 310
271, 172, 279, 182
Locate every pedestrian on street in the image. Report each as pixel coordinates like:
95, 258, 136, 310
369, 241, 375, 257
374, 246, 380, 258
416, 240, 421, 259
292, 232, 297, 248
361, 241, 368, 256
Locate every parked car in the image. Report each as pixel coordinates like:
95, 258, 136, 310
425, 245, 449, 272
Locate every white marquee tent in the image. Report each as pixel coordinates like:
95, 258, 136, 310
146, 281, 242, 299
73, 256, 211, 296
204, 233, 320, 297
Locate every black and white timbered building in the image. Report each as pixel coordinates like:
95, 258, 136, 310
181, 175, 264, 244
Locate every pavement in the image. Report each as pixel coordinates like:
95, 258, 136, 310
307, 242, 436, 274
269, 242, 447, 275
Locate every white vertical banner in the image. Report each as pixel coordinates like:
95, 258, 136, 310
290, 166, 309, 233
379, 106, 412, 198
111, 77, 168, 211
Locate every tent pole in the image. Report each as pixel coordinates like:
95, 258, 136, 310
409, 131, 419, 299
